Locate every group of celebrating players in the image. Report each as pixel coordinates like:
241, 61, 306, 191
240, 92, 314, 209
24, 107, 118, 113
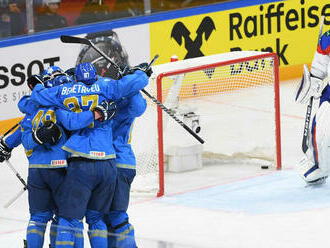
0, 58, 152, 247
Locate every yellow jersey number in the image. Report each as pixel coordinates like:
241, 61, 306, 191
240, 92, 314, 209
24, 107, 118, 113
63, 95, 99, 128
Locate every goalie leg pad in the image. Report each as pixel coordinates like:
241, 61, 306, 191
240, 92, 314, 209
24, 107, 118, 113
314, 101, 330, 175
299, 101, 330, 182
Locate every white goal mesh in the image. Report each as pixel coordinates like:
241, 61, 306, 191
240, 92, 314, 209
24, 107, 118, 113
131, 51, 281, 196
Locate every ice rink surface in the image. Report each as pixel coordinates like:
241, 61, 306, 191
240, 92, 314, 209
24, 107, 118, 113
1, 79, 329, 248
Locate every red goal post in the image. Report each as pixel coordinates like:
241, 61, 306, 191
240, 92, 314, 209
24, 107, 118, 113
131, 51, 281, 197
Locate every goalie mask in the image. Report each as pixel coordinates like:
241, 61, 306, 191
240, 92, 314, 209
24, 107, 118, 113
75, 30, 129, 80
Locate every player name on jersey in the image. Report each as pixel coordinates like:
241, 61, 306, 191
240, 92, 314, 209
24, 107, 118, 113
61, 84, 101, 95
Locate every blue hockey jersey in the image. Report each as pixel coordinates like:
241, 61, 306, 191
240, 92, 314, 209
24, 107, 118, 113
30, 70, 148, 160
5, 127, 22, 149
317, 30, 330, 55
113, 92, 147, 169
18, 96, 68, 169
18, 95, 94, 168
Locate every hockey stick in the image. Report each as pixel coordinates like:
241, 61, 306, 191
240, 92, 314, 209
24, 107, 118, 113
301, 15, 325, 153
60, 35, 205, 144
0, 120, 22, 139
3, 187, 26, 208
1, 122, 26, 188
3, 160, 27, 208
5, 160, 27, 188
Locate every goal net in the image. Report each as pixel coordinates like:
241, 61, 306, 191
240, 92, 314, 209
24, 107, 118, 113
131, 51, 281, 196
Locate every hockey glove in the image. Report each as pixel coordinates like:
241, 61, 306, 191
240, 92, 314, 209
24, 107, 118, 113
32, 121, 62, 145
309, 74, 324, 100
295, 65, 324, 104
0, 139, 12, 162
93, 100, 117, 122
130, 63, 153, 77
27, 74, 44, 91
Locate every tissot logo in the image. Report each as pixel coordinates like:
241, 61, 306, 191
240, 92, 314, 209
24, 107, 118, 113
171, 16, 216, 59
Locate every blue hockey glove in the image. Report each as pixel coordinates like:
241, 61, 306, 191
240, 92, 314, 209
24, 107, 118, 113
32, 121, 62, 145
0, 139, 12, 162
94, 100, 117, 122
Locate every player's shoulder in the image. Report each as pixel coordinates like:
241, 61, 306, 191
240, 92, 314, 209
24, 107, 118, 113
320, 30, 330, 48
97, 76, 114, 84
18, 95, 39, 115
94, 76, 115, 90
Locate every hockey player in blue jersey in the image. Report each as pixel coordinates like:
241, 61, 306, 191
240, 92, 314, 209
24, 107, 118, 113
296, 30, 330, 185
106, 91, 148, 248
19, 93, 69, 248
104, 63, 151, 248
29, 62, 149, 248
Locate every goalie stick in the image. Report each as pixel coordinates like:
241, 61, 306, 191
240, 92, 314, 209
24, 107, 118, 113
301, 15, 325, 153
60, 35, 205, 144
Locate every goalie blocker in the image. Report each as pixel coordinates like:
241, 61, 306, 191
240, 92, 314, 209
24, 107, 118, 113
295, 64, 325, 104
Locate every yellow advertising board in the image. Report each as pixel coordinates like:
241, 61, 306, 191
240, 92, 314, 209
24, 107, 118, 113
150, 0, 330, 80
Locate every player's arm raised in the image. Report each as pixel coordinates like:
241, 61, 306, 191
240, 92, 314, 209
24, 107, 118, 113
103, 69, 149, 101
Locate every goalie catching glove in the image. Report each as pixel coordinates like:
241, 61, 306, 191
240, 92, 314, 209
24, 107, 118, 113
93, 100, 117, 122
295, 64, 325, 104
32, 121, 62, 145
0, 139, 12, 162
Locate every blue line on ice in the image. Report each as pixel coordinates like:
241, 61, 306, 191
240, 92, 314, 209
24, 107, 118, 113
160, 170, 330, 214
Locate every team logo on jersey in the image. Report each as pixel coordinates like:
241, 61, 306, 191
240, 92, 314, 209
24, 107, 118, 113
83, 72, 90, 79
171, 16, 216, 59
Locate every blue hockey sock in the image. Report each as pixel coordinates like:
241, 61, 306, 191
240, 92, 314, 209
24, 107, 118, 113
107, 211, 136, 248
26, 211, 53, 248
85, 209, 107, 248
56, 217, 83, 248
49, 216, 58, 248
